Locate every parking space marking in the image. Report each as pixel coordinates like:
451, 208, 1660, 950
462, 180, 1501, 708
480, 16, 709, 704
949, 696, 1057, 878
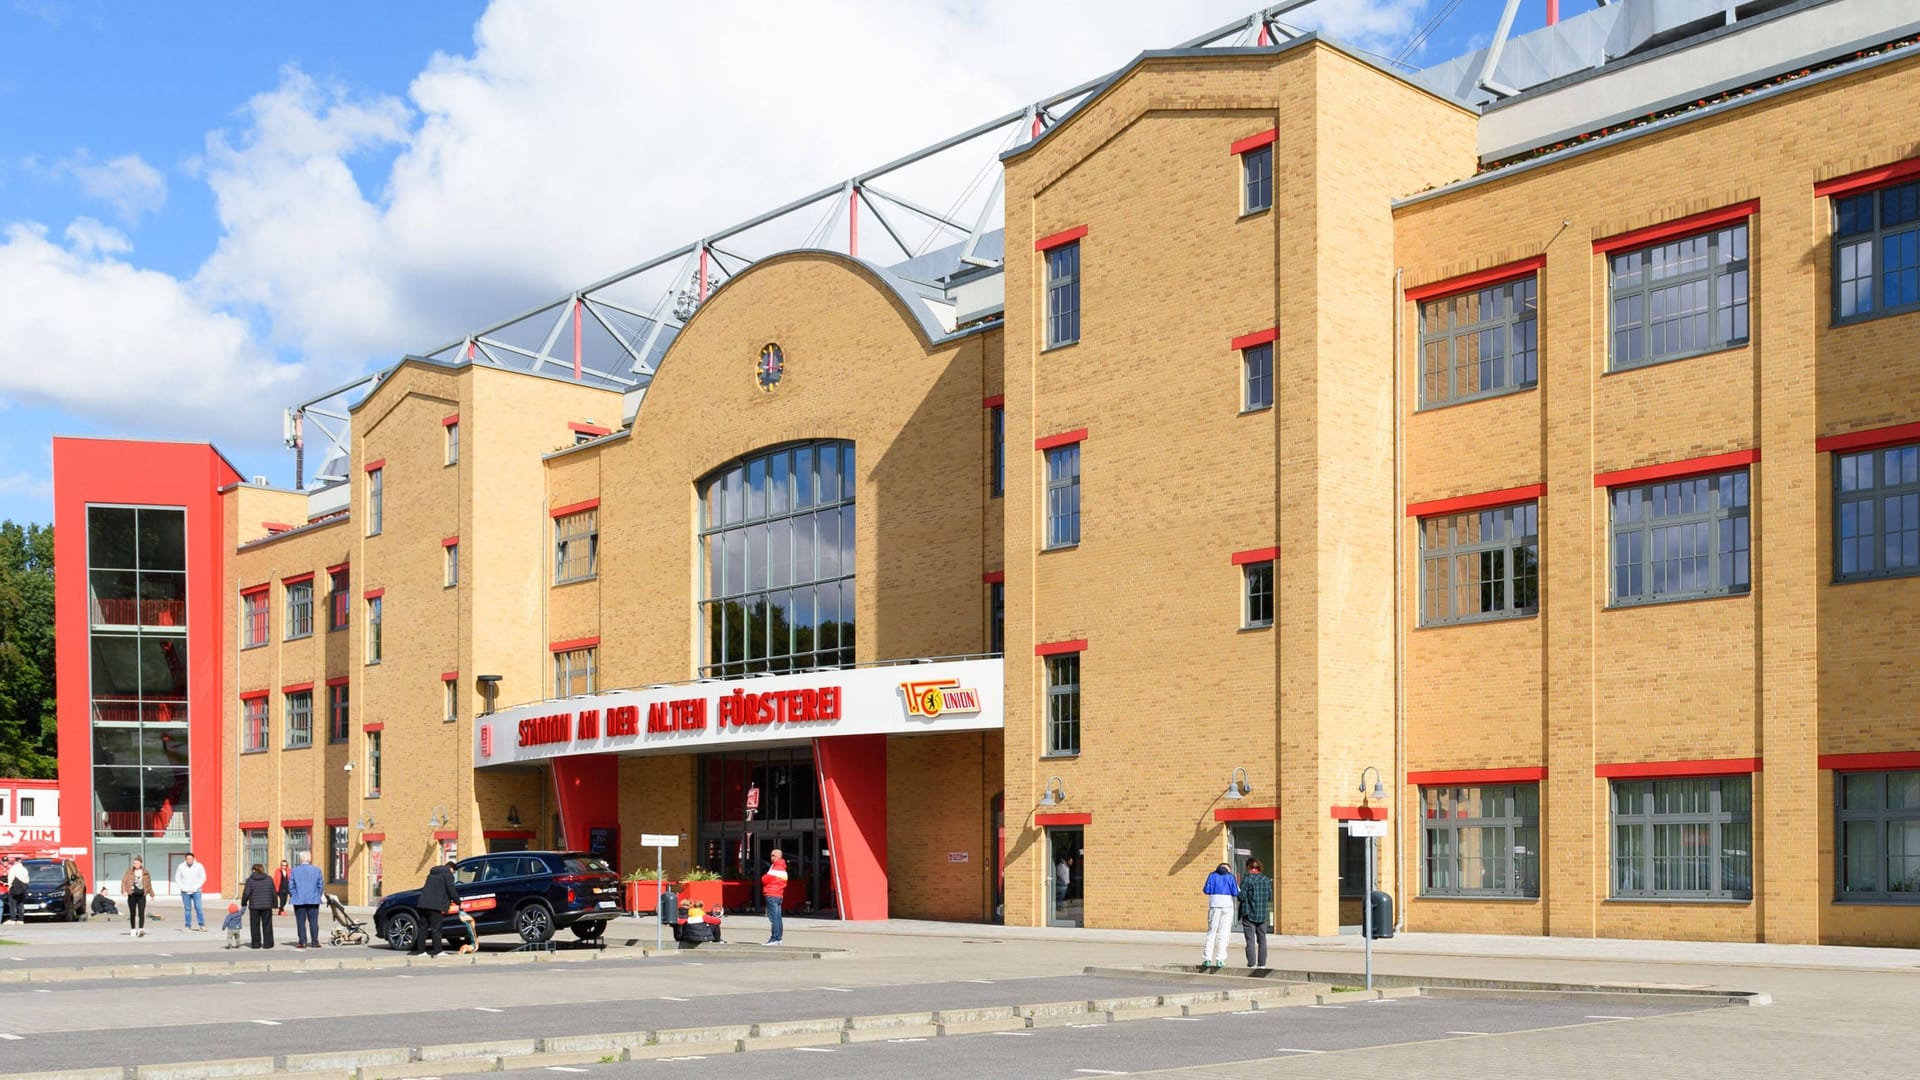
546, 1068, 590, 1074
794, 1046, 835, 1053
1586, 1015, 1632, 1020
474, 1007, 503, 1013
990, 1030, 1032, 1037
659, 995, 689, 1002
1158, 1016, 1204, 1022
1275, 1048, 1325, 1054
1446, 1030, 1490, 1035
820, 986, 853, 992
887, 1037, 927, 1043
1075, 1070, 1126, 1075
250, 1019, 282, 1026
0, 1033, 23, 1040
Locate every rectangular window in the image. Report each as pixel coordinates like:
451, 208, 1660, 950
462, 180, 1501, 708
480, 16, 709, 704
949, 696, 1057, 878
366, 468, 383, 536
241, 591, 268, 648
1420, 502, 1540, 625
1045, 652, 1080, 756
445, 421, 460, 465
1045, 444, 1081, 548
445, 543, 459, 587
328, 683, 349, 743
1610, 776, 1752, 899
1834, 177, 1920, 321
285, 826, 311, 863
243, 829, 268, 873
365, 596, 382, 663
1242, 343, 1273, 412
284, 690, 312, 749
328, 569, 349, 631
1242, 143, 1273, 214
1835, 443, 1920, 581
366, 730, 382, 797
285, 581, 313, 639
1419, 276, 1538, 407
1609, 223, 1748, 370
444, 679, 457, 723
1243, 560, 1274, 628
1421, 784, 1540, 897
1838, 770, 1920, 902
554, 647, 596, 697
1045, 241, 1080, 348
989, 406, 1005, 498
989, 581, 1005, 655
1610, 470, 1749, 605
328, 825, 348, 884
242, 697, 267, 753
554, 509, 599, 584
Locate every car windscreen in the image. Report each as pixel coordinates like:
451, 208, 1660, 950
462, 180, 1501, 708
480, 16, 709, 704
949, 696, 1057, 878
561, 856, 613, 875
27, 865, 65, 885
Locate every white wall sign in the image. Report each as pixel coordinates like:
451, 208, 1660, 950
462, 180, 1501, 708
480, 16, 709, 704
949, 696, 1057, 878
475, 658, 1004, 767
1344, 820, 1389, 837
641, 834, 680, 848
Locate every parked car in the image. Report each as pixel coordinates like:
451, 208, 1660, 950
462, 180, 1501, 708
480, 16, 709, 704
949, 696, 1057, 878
13, 858, 87, 922
372, 851, 620, 950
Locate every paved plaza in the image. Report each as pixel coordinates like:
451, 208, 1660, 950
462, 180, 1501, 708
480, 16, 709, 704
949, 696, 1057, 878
1, 912, 1916, 1078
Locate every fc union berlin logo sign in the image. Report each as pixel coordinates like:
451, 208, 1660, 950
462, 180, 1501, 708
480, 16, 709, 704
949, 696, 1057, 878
900, 679, 983, 718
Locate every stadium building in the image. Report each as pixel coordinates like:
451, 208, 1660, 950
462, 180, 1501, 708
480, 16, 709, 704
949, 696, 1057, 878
51, 0, 1920, 944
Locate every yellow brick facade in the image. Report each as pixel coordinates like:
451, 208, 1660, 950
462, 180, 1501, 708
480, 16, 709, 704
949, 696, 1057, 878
216, 36, 1920, 945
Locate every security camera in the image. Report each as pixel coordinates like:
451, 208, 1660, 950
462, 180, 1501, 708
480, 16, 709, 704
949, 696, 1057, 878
344, 761, 355, 772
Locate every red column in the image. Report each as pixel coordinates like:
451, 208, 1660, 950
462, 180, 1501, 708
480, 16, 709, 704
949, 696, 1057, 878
814, 735, 887, 920
551, 754, 620, 870
1547, 0, 1559, 25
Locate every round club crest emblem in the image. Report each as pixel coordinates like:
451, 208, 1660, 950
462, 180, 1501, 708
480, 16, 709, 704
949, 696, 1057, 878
757, 343, 784, 391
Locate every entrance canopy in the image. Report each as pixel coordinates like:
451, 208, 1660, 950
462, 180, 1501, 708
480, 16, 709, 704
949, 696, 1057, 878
474, 657, 1002, 768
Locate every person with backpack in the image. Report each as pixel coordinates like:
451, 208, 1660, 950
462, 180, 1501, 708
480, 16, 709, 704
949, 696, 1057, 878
1200, 862, 1240, 970
120, 857, 153, 937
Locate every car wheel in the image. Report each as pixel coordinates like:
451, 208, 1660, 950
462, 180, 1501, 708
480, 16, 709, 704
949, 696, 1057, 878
570, 920, 605, 941
515, 903, 555, 944
385, 910, 420, 952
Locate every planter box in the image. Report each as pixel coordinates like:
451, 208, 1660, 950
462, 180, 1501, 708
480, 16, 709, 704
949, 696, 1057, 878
623, 879, 672, 914
678, 880, 723, 909
720, 880, 752, 909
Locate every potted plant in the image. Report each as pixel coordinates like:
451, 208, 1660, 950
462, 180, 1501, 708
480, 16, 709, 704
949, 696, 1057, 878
679, 867, 724, 908
623, 866, 671, 914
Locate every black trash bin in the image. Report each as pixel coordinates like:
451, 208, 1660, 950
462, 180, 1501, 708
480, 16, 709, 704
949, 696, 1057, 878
1367, 890, 1394, 938
657, 889, 679, 923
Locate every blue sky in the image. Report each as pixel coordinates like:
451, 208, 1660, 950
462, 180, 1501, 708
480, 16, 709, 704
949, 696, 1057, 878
0, 0, 1545, 527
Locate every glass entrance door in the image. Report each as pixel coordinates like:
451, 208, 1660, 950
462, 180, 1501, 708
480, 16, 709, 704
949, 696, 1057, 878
1047, 827, 1084, 927
1228, 823, 1274, 879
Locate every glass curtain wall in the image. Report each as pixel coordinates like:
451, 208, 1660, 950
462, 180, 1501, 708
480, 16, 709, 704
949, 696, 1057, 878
87, 506, 192, 887
698, 442, 855, 676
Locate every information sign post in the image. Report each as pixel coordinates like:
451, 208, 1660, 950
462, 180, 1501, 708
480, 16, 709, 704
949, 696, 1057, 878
641, 833, 680, 951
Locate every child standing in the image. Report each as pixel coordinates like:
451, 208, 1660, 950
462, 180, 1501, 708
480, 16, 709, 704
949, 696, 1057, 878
221, 902, 243, 949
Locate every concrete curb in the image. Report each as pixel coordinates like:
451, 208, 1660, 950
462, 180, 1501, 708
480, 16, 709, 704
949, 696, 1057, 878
1087, 965, 1771, 1007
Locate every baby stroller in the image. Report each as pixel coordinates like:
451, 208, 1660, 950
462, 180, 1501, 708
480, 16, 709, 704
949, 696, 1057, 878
326, 893, 370, 946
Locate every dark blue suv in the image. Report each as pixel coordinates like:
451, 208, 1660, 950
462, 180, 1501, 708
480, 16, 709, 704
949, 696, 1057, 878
372, 851, 620, 950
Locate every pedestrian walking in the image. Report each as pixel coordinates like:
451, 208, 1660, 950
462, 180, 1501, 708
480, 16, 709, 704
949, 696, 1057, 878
174, 851, 207, 931
411, 860, 458, 958
1238, 858, 1274, 969
1201, 861, 1240, 970
288, 851, 325, 949
3, 857, 26, 924
241, 863, 277, 948
760, 848, 787, 945
273, 859, 291, 915
221, 902, 244, 949
121, 857, 153, 937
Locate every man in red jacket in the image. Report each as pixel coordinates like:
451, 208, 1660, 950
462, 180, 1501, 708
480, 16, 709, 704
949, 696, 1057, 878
760, 849, 787, 946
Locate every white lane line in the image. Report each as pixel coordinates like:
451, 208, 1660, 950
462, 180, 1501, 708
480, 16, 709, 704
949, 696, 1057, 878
1586, 1015, 1633, 1020
31, 989, 52, 994
990, 1031, 1032, 1037
794, 1046, 836, 1053
1364, 998, 1401, 1004
656, 1056, 706, 1062
1445, 1030, 1490, 1036
1075, 1070, 1126, 1076
659, 995, 689, 1002
546, 1069, 591, 1074
226, 980, 246, 985
1069, 1022, 1103, 1028
0, 1034, 24, 1040
396, 974, 414, 979
1275, 1048, 1325, 1054
1306, 1005, 1345, 1010
1158, 1016, 1204, 1022
820, 986, 853, 992
9, 956, 27, 961
968, 979, 994, 984
249, 1019, 282, 1026
887, 1037, 927, 1043
156, 953, 173, 957
474, 1006, 504, 1013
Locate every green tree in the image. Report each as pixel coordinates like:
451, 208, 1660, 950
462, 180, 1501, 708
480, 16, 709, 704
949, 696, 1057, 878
0, 521, 57, 778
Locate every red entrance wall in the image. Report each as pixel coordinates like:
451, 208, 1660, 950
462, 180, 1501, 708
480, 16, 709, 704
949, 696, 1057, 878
52, 438, 240, 890
552, 753, 619, 870
815, 734, 888, 920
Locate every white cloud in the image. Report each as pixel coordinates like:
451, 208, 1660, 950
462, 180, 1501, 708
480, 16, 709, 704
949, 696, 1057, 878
0, 222, 304, 445
2, 0, 1437, 453
53, 151, 168, 223
63, 216, 131, 256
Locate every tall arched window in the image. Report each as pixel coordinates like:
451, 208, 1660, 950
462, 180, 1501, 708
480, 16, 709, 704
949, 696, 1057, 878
699, 441, 854, 677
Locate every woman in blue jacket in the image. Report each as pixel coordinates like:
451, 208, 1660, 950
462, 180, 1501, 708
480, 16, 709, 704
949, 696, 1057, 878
1201, 863, 1240, 969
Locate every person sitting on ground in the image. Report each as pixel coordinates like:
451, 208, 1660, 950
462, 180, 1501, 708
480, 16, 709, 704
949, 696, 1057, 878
90, 885, 118, 916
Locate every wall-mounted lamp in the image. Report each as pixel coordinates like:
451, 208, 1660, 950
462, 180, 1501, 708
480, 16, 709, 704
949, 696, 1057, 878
1038, 776, 1066, 807
1224, 767, 1251, 801
1358, 765, 1387, 802
505, 805, 522, 828
427, 807, 452, 829
343, 760, 355, 773
476, 674, 502, 716
356, 816, 376, 831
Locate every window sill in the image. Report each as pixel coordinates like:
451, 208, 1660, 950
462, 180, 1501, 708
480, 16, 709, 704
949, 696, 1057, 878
328, 739, 348, 746
241, 748, 268, 756
1832, 896, 1920, 906
1605, 590, 1750, 611
1041, 340, 1080, 354
1041, 543, 1080, 554
1042, 751, 1081, 760
1831, 570, 1920, 587
1414, 383, 1537, 414
1829, 306, 1920, 330
1415, 893, 1540, 902
552, 576, 598, 588
1238, 206, 1272, 221
1604, 896, 1752, 905
284, 744, 311, 752
285, 632, 313, 643
444, 583, 457, 590
364, 793, 381, 800
1240, 622, 1273, 633
1238, 404, 1273, 417
1415, 611, 1540, 631
365, 660, 381, 667
1604, 340, 1749, 376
